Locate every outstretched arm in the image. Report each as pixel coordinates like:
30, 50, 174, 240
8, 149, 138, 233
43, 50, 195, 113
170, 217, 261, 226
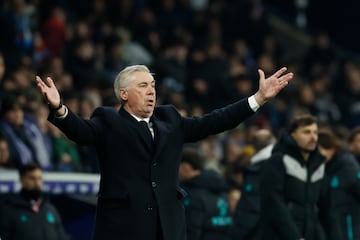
254, 67, 293, 106
35, 76, 66, 116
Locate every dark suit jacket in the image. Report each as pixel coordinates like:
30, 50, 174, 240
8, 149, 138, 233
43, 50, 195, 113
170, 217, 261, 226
48, 99, 255, 240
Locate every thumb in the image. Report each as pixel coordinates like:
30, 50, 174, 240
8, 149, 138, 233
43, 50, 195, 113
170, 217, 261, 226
258, 69, 265, 81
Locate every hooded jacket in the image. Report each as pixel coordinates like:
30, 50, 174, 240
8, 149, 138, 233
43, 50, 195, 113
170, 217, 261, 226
260, 134, 341, 240
181, 170, 232, 240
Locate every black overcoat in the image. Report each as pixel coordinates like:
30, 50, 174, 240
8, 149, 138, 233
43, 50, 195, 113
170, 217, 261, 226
49, 99, 254, 240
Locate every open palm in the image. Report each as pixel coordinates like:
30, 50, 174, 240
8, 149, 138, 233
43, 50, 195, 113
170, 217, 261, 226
35, 76, 61, 108
255, 67, 293, 105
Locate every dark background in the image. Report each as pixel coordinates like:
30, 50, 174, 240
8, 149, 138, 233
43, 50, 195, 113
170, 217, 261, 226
265, 0, 360, 53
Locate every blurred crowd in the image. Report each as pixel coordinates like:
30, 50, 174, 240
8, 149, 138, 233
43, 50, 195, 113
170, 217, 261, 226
2, 1, 360, 239
0, 0, 360, 176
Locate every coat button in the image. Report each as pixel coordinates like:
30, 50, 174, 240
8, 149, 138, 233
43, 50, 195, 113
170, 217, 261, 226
151, 181, 157, 188
152, 162, 157, 167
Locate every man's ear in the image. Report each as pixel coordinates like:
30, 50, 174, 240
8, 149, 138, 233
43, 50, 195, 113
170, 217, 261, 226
120, 89, 128, 101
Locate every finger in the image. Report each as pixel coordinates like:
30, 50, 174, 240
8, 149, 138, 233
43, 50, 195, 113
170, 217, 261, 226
280, 72, 294, 82
271, 67, 287, 78
35, 76, 48, 90
46, 77, 56, 88
258, 69, 265, 80
35, 76, 44, 85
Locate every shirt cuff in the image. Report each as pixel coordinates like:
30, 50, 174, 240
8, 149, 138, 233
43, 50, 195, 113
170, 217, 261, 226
248, 95, 260, 112
55, 105, 69, 119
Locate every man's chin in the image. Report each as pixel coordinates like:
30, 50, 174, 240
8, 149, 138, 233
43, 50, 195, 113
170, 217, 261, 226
143, 110, 154, 117
301, 146, 317, 154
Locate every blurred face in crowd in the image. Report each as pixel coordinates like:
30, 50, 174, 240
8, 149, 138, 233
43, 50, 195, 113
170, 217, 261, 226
3, 106, 24, 127
0, 55, 5, 80
318, 146, 335, 162
21, 168, 43, 191
291, 123, 318, 156
0, 139, 10, 165
121, 71, 156, 118
349, 133, 360, 157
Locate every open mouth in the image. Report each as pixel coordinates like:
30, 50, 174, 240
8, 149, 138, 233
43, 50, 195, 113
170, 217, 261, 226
147, 99, 155, 106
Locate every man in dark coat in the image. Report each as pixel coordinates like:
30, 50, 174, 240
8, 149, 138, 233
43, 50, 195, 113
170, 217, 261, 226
318, 130, 360, 240
179, 148, 232, 240
229, 129, 276, 240
0, 163, 69, 240
35, 64, 293, 240
260, 114, 341, 240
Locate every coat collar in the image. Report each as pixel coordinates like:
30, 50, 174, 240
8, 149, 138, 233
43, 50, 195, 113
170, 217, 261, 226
118, 107, 172, 157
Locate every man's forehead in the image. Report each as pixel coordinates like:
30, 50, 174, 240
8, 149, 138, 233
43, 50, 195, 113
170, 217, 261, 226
131, 71, 155, 82
298, 123, 318, 131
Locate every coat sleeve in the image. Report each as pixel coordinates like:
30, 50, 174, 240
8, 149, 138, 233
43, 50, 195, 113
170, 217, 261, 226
260, 155, 302, 239
182, 99, 255, 142
48, 106, 106, 146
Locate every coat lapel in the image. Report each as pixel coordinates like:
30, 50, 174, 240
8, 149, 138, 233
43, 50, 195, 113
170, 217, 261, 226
118, 107, 154, 152
151, 116, 171, 160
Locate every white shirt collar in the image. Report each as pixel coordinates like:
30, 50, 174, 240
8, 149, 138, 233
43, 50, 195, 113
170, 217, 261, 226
131, 114, 150, 123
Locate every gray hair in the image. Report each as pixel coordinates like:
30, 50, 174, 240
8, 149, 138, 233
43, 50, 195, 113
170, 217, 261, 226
113, 65, 151, 104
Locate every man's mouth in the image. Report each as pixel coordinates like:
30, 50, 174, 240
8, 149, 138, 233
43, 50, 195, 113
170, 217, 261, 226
146, 99, 155, 106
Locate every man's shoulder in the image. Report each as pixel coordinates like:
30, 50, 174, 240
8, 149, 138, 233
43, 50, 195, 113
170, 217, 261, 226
153, 105, 181, 120
154, 104, 177, 112
94, 106, 118, 114
91, 106, 119, 119
0, 194, 28, 210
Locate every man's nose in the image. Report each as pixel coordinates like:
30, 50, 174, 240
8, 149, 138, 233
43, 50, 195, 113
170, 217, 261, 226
148, 87, 155, 94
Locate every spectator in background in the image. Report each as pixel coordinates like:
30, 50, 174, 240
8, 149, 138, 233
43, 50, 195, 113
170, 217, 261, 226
0, 93, 52, 170
48, 123, 82, 172
302, 31, 337, 79
318, 130, 360, 240
229, 129, 276, 240
260, 114, 341, 240
179, 148, 232, 240
0, 162, 69, 240
348, 126, 360, 164
67, 38, 101, 89
40, 6, 66, 57
0, 0, 37, 70
0, 52, 6, 86
0, 137, 15, 169
117, 27, 153, 66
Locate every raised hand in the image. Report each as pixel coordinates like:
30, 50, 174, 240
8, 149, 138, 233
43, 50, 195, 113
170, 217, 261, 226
35, 76, 61, 109
254, 67, 293, 106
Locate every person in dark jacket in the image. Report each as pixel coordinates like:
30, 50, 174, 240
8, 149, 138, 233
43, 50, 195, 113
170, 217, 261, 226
229, 129, 276, 240
318, 130, 360, 240
35, 64, 293, 240
260, 114, 341, 240
0, 162, 69, 240
349, 126, 360, 164
179, 148, 232, 240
